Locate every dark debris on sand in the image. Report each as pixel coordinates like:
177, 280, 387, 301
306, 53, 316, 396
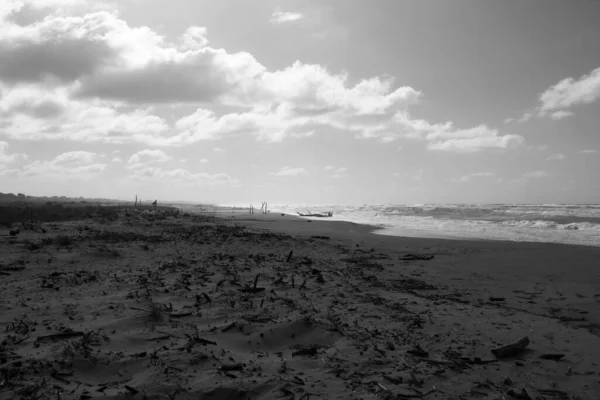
0, 207, 597, 400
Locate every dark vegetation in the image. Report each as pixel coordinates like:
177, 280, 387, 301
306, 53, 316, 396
0, 202, 122, 228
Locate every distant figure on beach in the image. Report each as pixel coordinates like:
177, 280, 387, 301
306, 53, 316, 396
152, 200, 157, 208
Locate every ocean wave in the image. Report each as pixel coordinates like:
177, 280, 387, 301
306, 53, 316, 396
495, 219, 600, 231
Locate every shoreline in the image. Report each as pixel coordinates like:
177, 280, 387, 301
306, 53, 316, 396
210, 206, 600, 250
1, 206, 599, 399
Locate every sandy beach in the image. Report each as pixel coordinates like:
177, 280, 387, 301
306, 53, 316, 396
1, 206, 600, 400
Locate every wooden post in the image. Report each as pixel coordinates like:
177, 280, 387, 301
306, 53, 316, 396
135, 195, 138, 207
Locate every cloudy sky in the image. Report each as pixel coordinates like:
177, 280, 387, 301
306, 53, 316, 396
1, 0, 599, 204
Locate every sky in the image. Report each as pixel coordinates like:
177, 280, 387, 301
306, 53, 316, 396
1, 0, 600, 205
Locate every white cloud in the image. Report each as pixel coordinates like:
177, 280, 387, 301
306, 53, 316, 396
128, 149, 171, 165
126, 166, 237, 186
523, 170, 550, 179
270, 11, 304, 24
329, 167, 348, 179
580, 149, 598, 154
125, 148, 236, 186
546, 153, 565, 161
0, 6, 520, 152
0, 141, 28, 163
426, 125, 524, 153
538, 67, 600, 117
212, 147, 224, 153
549, 110, 574, 120
511, 170, 550, 184
180, 26, 209, 50
449, 172, 494, 183
199, 158, 209, 163
518, 113, 532, 123
112, 156, 122, 162
271, 166, 307, 177
20, 150, 107, 180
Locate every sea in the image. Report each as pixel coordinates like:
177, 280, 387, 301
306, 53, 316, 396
267, 204, 600, 247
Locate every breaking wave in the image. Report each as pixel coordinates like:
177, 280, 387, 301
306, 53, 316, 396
270, 203, 600, 247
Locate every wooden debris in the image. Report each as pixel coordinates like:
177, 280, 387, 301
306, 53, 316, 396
539, 353, 565, 361
399, 254, 434, 261
124, 385, 139, 395
292, 346, 319, 357
407, 343, 429, 358
491, 336, 530, 358
220, 363, 244, 371
506, 388, 532, 400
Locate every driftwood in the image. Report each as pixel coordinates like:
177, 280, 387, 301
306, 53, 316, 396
539, 353, 565, 361
399, 254, 434, 261
491, 336, 530, 358
292, 346, 319, 357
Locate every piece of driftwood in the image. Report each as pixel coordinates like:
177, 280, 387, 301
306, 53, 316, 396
169, 312, 192, 318
399, 254, 434, 261
292, 346, 318, 357
220, 364, 244, 371
491, 336, 530, 358
297, 211, 333, 218
539, 353, 565, 361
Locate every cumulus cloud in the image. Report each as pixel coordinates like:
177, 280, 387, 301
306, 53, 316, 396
271, 166, 307, 177
538, 67, 600, 117
126, 166, 237, 186
125, 148, 237, 185
0, 84, 169, 143
270, 11, 304, 24
0, 5, 519, 152
0, 141, 28, 163
549, 110, 574, 120
426, 125, 524, 153
21, 150, 107, 180
128, 149, 171, 165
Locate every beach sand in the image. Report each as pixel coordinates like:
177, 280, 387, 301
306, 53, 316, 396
1, 207, 599, 399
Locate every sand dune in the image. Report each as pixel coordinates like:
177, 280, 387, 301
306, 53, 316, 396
1, 207, 599, 399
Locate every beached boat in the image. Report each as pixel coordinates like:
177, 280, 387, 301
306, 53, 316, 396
297, 211, 333, 217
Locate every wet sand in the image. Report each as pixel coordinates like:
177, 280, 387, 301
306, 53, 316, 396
1, 207, 599, 399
